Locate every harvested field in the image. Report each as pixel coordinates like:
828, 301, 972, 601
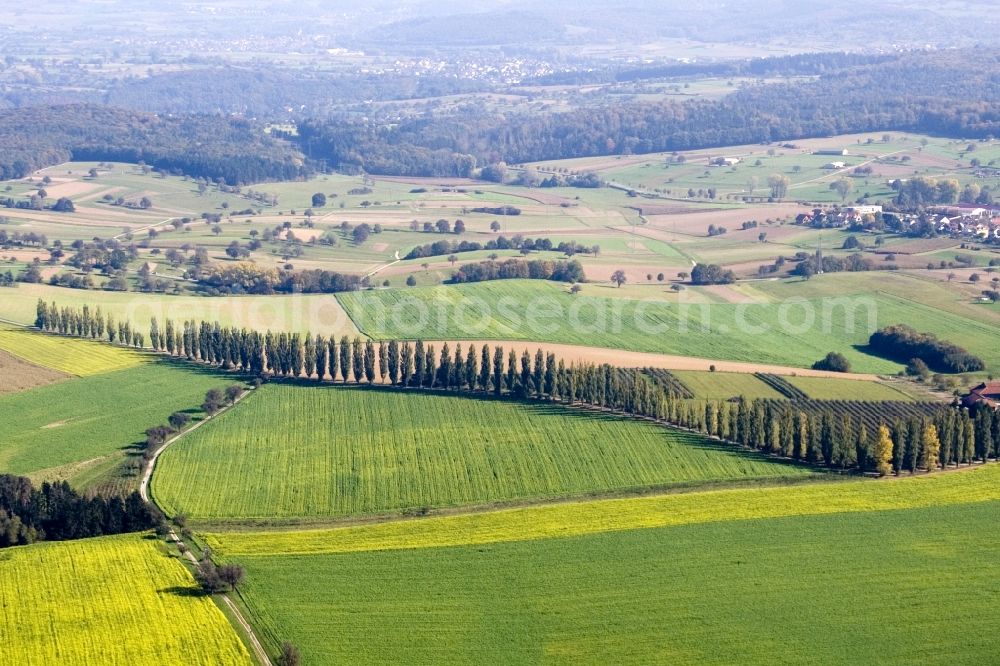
0, 349, 70, 395
876, 238, 960, 254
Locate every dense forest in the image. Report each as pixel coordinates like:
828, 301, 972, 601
0, 105, 306, 184
3, 52, 998, 182
299, 51, 1000, 176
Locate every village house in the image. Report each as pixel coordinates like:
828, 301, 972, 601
962, 382, 1000, 410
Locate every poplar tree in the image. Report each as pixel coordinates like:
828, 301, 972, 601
519, 350, 532, 397
479, 344, 492, 392
351, 337, 364, 383
400, 341, 413, 387
544, 353, 557, 398
465, 344, 477, 391
364, 340, 376, 383
438, 343, 451, 389
492, 346, 504, 395
303, 335, 316, 378
315, 335, 327, 381
328, 337, 339, 382
424, 344, 437, 388
533, 349, 545, 398
387, 340, 400, 385
413, 341, 425, 388
452, 344, 464, 390
339, 336, 350, 382
867, 424, 891, 476
906, 419, 921, 472
165, 319, 175, 354
378, 341, 388, 384
922, 424, 941, 471
506, 350, 517, 393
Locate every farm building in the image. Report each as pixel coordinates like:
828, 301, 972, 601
710, 157, 741, 166
962, 382, 1000, 410
846, 205, 882, 215
822, 161, 847, 169
814, 149, 850, 156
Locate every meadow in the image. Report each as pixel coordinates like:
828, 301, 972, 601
337, 279, 1000, 374
670, 370, 785, 400
0, 325, 145, 375
0, 360, 231, 487
153, 384, 813, 522
0, 534, 252, 666
210, 466, 1000, 665
784, 374, 915, 401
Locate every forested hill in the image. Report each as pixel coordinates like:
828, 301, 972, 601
298, 51, 1000, 177
0, 105, 306, 184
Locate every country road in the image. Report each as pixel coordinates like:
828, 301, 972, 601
138, 388, 273, 666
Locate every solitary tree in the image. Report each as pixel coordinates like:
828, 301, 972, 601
767, 174, 790, 199
830, 177, 854, 201
217, 564, 245, 591
611, 270, 627, 287
276, 643, 301, 666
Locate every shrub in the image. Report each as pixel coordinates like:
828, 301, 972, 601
812, 352, 852, 373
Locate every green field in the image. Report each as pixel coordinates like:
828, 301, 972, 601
0, 283, 361, 338
670, 370, 785, 400
0, 326, 145, 375
0, 360, 232, 487
0, 534, 252, 666
153, 384, 813, 522
337, 279, 1000, 374
209, 465, 1000, 665
784, 375, 915, 401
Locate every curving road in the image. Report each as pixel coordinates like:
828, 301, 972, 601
138, 389, 273, 666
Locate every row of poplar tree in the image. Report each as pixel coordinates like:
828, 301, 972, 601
33, 299, 1000, 477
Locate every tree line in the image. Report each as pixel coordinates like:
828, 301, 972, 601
0, 475, 157, 548
32, 299, 1000, 480
450, 258, 585, 284
404, 235, 599, 261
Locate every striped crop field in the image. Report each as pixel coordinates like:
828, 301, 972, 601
153, 384, 814, 522
209, 466, 1000, 665
207, 462, 1000, 557
783, 375, 915, 401
0, 534, 252, 665
0, 327, 145, 376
